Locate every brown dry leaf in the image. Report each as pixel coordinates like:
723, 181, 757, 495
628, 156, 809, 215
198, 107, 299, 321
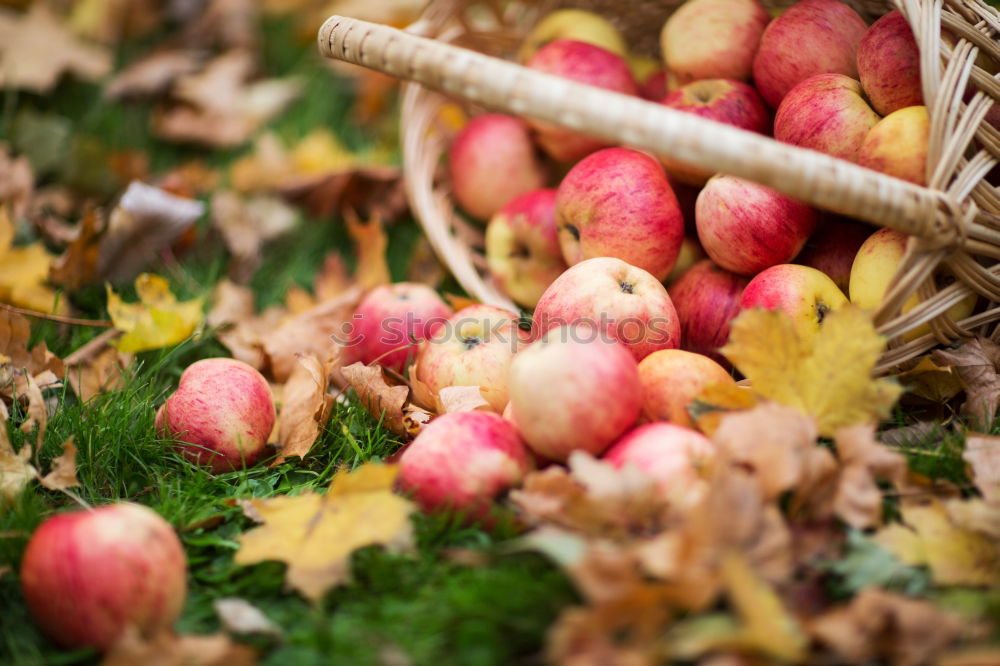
874, 498, 1000, 586
832, 424, 910, 529
101, 628, 258, 666
437, 385, 491, 413
0, 4, 112, 93
105, 49, 203, 100
0, 401, 35, 504
545, 601, 666, 666
64, 330, 130, 403
963, 434, 1000, 502
341, 362, 410, 436
932, 338, 1000, 430
181, 0, 259, 51
207, 279, 256, 329
0, 308, 65, 401
38, 436, 79, 491
897, 354, 964, 404
98, 181, 206, 283
0, 205, 69, 315
345, 209, 390, 291
211, 192, 297, 283
273, 354, 334, 464
234, 463, 415, 602
313, 254, 351, 303
809, 587, 960, 666
49, 209, 104, 289
721, 306, 901, 437
153, 50, 301, 148
18, 372, 47, 449
0, 144, 33, 218
217, 306, 285, 371
158, 161, 221, 198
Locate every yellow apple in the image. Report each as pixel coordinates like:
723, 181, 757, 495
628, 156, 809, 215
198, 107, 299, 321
857, 106, 929, 185
518, 9, 627, 63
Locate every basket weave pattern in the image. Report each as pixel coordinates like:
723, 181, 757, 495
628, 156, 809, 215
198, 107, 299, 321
318, 0, 1000, 371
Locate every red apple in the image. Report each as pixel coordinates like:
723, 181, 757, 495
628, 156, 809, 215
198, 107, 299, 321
343, 282, 453, 372
659, 79, 770, 185
856, 10, 923, 116
21, 503, 186, 651
639, 68, 669, 101
794, 216, 872, 293
774, 73, 880, 162
603, 422, 717, 505
533, 257, 681, 362
448, 113, 547, 220
156, 358, 275, 473
660, 0, 770, 84
556, 147, 685, 280
637, 349, 736, 428
668, 259, 749, 366
752, 0, 868, 108
485, 188, 567, 308
414, 304, 531, 412
525, 39, 638, 162
508, 324, 642, 461
739, 263, 849, 345
398, 411, 533, 517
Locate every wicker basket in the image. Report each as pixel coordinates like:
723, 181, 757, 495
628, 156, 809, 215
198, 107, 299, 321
318, 0, 1000, 372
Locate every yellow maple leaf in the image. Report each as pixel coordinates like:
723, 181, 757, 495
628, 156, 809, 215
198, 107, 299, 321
720, 306, 901, 437
106, 274, 204, 353
0, 207, 68, 314
234, 463, 415, 603
874, 498, 1000, 586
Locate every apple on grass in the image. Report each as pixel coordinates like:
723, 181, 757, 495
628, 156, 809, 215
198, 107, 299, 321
21, 503, 186, 651
603, 422, 717, 506
794, 216, 872, 293
857, 106, 930, 185
448, 113, 547, 221
637, 349, 736, 428
485, 188, 567, 308
668, 259, 749, 367
398, 411, 533, 519
849, 228, 976, 340
533, 257, 681, 362
856, 9, 923, 116
414, 304, 531, 413
774, 73, 881, 162
739, 263, 849, 345
660, 0, 770, 84
695, 174, 818, 276
343, 282, 453, 372
508, 324, 642, 461
556, 147, 684, 281
518, 9, 626, 63
525, 40, 638, 163
156, 358, 276, 473
658, 79, 771, 185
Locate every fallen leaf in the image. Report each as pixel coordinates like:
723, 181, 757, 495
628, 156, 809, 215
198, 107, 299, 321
49, 209, 104, 289
720, 306, 901, 437
0, 144, 33, 218
897, 354, 963, 404
689, 381, 759, 436
98, 181, 206, 283
64, 329, 129, 402
437, 385, 491, 413
101, 628, 258, 666
874, 499, 1000, 586
234, 463, 415, 602
809, 587, 960, 666
18, 372, 47, 448
831, 424, 909, 529
207, 279, 255, 329
211, 192, 297, 283
963, 434, 1000, 502
181, 0, 259, 51
345, 209, 390, 291
0, 4, 112, 93
157, 161, 221, 198
0, 308, 65, 401
153, 50, 301, 148
38, 437, 79, 491
104, 49, 203, 100
273, 354, 334, 464
932, 338, 1000, 430
107, 273, 204, 353
213, 598, 283, 640
0, 401, 35, 504
69, 0, 160, 44
341, 362, 410, 436
0, 206, 68, 314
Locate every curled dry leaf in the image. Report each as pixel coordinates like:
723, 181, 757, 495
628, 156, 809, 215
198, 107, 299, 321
211, 192, 297, 283
437, 385, 491, 414
64, 329, 130, 403
49, 209, 104, 290
105, 49, 204, 100
963, 434, 1000, 502
153, 50, 301, 148
809, 587, 960, 666
720, 306, 901, 437
0, 3, 112, 93
0, 308, 65, 401
0, 401, 35, 504
932, 338, 1000, 430
100, 627, 258, 666
38, 437, 79, 491
341, 362, 410, 436
234, 463, 415, 603
106, 273, 204, 353
832, 424, 909, 529
273, 354, 335, 465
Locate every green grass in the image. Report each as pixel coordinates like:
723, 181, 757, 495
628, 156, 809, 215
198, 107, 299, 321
0, 14, 575, 666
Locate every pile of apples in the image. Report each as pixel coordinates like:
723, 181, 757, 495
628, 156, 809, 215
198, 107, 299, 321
352, 0, 994, 515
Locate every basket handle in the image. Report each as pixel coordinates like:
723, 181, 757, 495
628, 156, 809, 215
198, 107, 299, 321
318, 15, 966, 248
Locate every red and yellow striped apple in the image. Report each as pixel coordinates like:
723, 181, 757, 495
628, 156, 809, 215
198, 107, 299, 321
739, 263, 849, 344
637, 349, 736, 428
